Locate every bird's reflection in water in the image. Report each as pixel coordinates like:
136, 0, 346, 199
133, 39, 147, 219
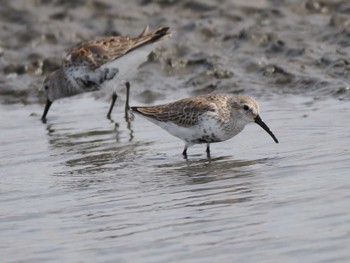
151, 156, 275, 207
44, 115, 140, 176
107, 114, 134, 143
157, 155, 270, 180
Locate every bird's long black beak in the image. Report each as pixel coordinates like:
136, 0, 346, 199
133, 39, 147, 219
41, 99, 52, 123
254, 115, 279, 143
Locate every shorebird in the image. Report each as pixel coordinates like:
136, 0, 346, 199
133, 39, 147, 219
41, 26, 171, 122
131, 94, 278, 158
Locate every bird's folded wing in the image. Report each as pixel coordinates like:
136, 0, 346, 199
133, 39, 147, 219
133, 98, 217, 127
61, 27, 170, 81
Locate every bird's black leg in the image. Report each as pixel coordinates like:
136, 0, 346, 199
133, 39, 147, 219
182, 145, 188, 159
41, 99, 52, 123
206, 143, 211, 158
107, 92, 118, 119
124, 82, 130, 121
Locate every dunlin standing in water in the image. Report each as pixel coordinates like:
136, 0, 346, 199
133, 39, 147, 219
131, 94, 278, 158
41, 26, 171, 122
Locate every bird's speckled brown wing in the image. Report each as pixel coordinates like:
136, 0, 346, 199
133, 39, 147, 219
62, 26, 170, 70
131, 95, 223, 127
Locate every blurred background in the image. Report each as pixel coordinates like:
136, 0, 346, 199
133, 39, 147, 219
1, 0, 349, 104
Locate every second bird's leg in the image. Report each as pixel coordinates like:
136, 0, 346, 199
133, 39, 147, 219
41, 99, 52, 123
182, 145, 188, 159
124, 82, 130, 121
124, 81, 134, 141
107, 92, 118, 119
206, 143, 211, 158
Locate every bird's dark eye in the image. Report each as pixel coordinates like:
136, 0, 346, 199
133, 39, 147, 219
44, 85, 49, 90
243, 105, 250, 111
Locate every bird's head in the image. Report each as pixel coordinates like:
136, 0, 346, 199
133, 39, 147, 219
42, 70, 63, 102
230, 96, 279, 143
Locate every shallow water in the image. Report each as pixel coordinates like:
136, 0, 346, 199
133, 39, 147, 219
1, 0, 350, 262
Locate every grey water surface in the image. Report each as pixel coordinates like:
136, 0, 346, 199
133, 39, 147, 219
1, 0, 350, 262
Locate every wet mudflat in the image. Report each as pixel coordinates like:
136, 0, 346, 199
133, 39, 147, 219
1, 0, 350, 262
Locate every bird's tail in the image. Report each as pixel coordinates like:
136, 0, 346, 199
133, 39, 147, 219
130, 106, 158, 117
130, 106, 144, 115
148, 27, 172, 43
126, 26, 171, 54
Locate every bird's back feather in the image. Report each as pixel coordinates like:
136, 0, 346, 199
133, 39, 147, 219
131, 94, 223, 127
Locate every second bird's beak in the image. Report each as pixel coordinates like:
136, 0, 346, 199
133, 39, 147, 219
41, 99, 52, 123
254, 115, 279, 143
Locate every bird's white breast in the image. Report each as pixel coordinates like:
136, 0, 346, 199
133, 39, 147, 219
140, 111, 246, 145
